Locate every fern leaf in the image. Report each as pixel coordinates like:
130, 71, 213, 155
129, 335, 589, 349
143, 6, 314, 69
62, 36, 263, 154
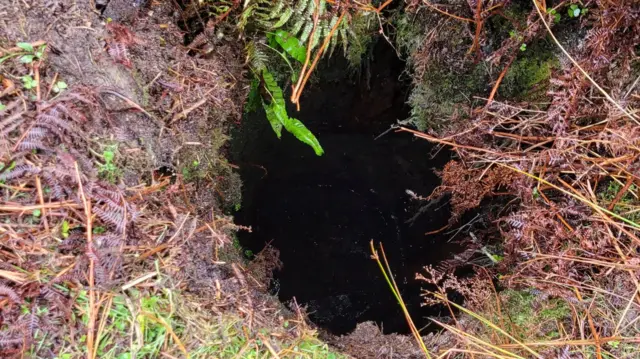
263, 100, 284, 138
310, 20, 323, 49
300, 21, 313, 44
246, 41, 269, 71
294, 0, 310, 15
290, 15, 306, 36
0, 164, 41, 181
274, 30, 307, 63
283, 117, 324, 156
303, 0, 315, 18
271, 7, 294, 29
267, 0, 286, 19
260, 69, 323, 156
339, 26, 348, 55
0, 285, 21, 304
261, 70, 286, 108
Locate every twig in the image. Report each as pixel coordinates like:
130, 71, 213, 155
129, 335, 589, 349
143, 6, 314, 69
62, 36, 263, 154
0, 201, 81, 211
258, 334, 281, 359
34, 176, 49, 233
376, 0, 395, 13
483, 55, 515, 109
34, 64, 41, 101
422, 1, 474, 22
290, 0, 321, 109
74, 162, 96, 359
292, 10, 346, 106
170, 89, 214, 124
98, 89, 161, 125
121, 272, 157, 291
140, 312, 189, 358
46, 72, 59, 100
607, 176, 634, 211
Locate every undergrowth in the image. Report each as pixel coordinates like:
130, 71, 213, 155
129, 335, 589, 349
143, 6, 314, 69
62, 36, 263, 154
3, 0, 640, 358
0, 2, 346, 357
188, 0, 392, 155
387, 0, 640, 357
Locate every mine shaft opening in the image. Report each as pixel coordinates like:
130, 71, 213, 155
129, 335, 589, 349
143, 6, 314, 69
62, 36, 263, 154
234, 40, 467, 335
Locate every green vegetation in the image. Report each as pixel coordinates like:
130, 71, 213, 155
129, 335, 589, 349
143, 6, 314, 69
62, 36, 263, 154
52, 80, 68, 93
567, 4, 586, 18
17, 42, 46, 64
501, 49, 559, 99
500, 290, 570, 340
22, 75, 37, 89
97, 146, 122, 183
48, 286, 347, 359
238, 0, 381, 154
599, 180, 640, 223
260, 69, 324, 155
406, 63, 488, 131
395, 13, 489, 131
0, 41, 46, 64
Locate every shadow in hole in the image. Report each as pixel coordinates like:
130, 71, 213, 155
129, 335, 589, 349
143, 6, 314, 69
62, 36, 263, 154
234, 40, 468, 335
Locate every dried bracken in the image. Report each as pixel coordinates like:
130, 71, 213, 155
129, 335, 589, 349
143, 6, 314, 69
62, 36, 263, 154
400, 0, 640, 357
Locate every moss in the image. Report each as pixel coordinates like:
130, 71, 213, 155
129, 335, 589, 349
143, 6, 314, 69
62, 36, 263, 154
394, 10, 490, 131
344, 12, 377, 68
500, 289, 571, 341
485, 1, 532, 50
407, 63, 488, 131
500, 44, 559, 100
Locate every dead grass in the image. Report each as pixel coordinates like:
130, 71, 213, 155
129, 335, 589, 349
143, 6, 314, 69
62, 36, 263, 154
0, 1, 348, 358
393, 0, 640, 357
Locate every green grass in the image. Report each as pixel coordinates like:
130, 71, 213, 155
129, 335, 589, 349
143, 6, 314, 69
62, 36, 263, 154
598, 180, 640, 223
499, 289, 571, 341
51, 286, 347, 359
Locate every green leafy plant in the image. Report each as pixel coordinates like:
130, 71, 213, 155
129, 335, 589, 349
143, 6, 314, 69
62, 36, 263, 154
260, 70, 324, 155
519, 43, 527, 52
61, 220, 70, 238
567, 4, 585, 18
0, 42, 46, 64
52, 81, 68, 93
98, 147, 121, 183
17, 42, 46, 64
22, 75, 37, 90
547, 8, 561, 23
272, 30, 307, 63
93, 226, 107, 234
0, 102, 6, 111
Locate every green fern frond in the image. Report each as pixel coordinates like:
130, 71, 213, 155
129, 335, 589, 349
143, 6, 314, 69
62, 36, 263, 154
272, 8, 294, 28
263, 99, 284, 138
267, 0, 287, 18
294, 0, 311, 15
261, 69, 286, 107
299, 21, 314, 44
283, 117, 324, 156
261, 69, 324, 156
246, 41, 269, 71
274, 30, 307, 63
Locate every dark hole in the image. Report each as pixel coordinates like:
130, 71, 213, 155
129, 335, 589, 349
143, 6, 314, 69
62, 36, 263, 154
174, 0, 210, 47
234, 40, 469, 335
154, 165, 177, 184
